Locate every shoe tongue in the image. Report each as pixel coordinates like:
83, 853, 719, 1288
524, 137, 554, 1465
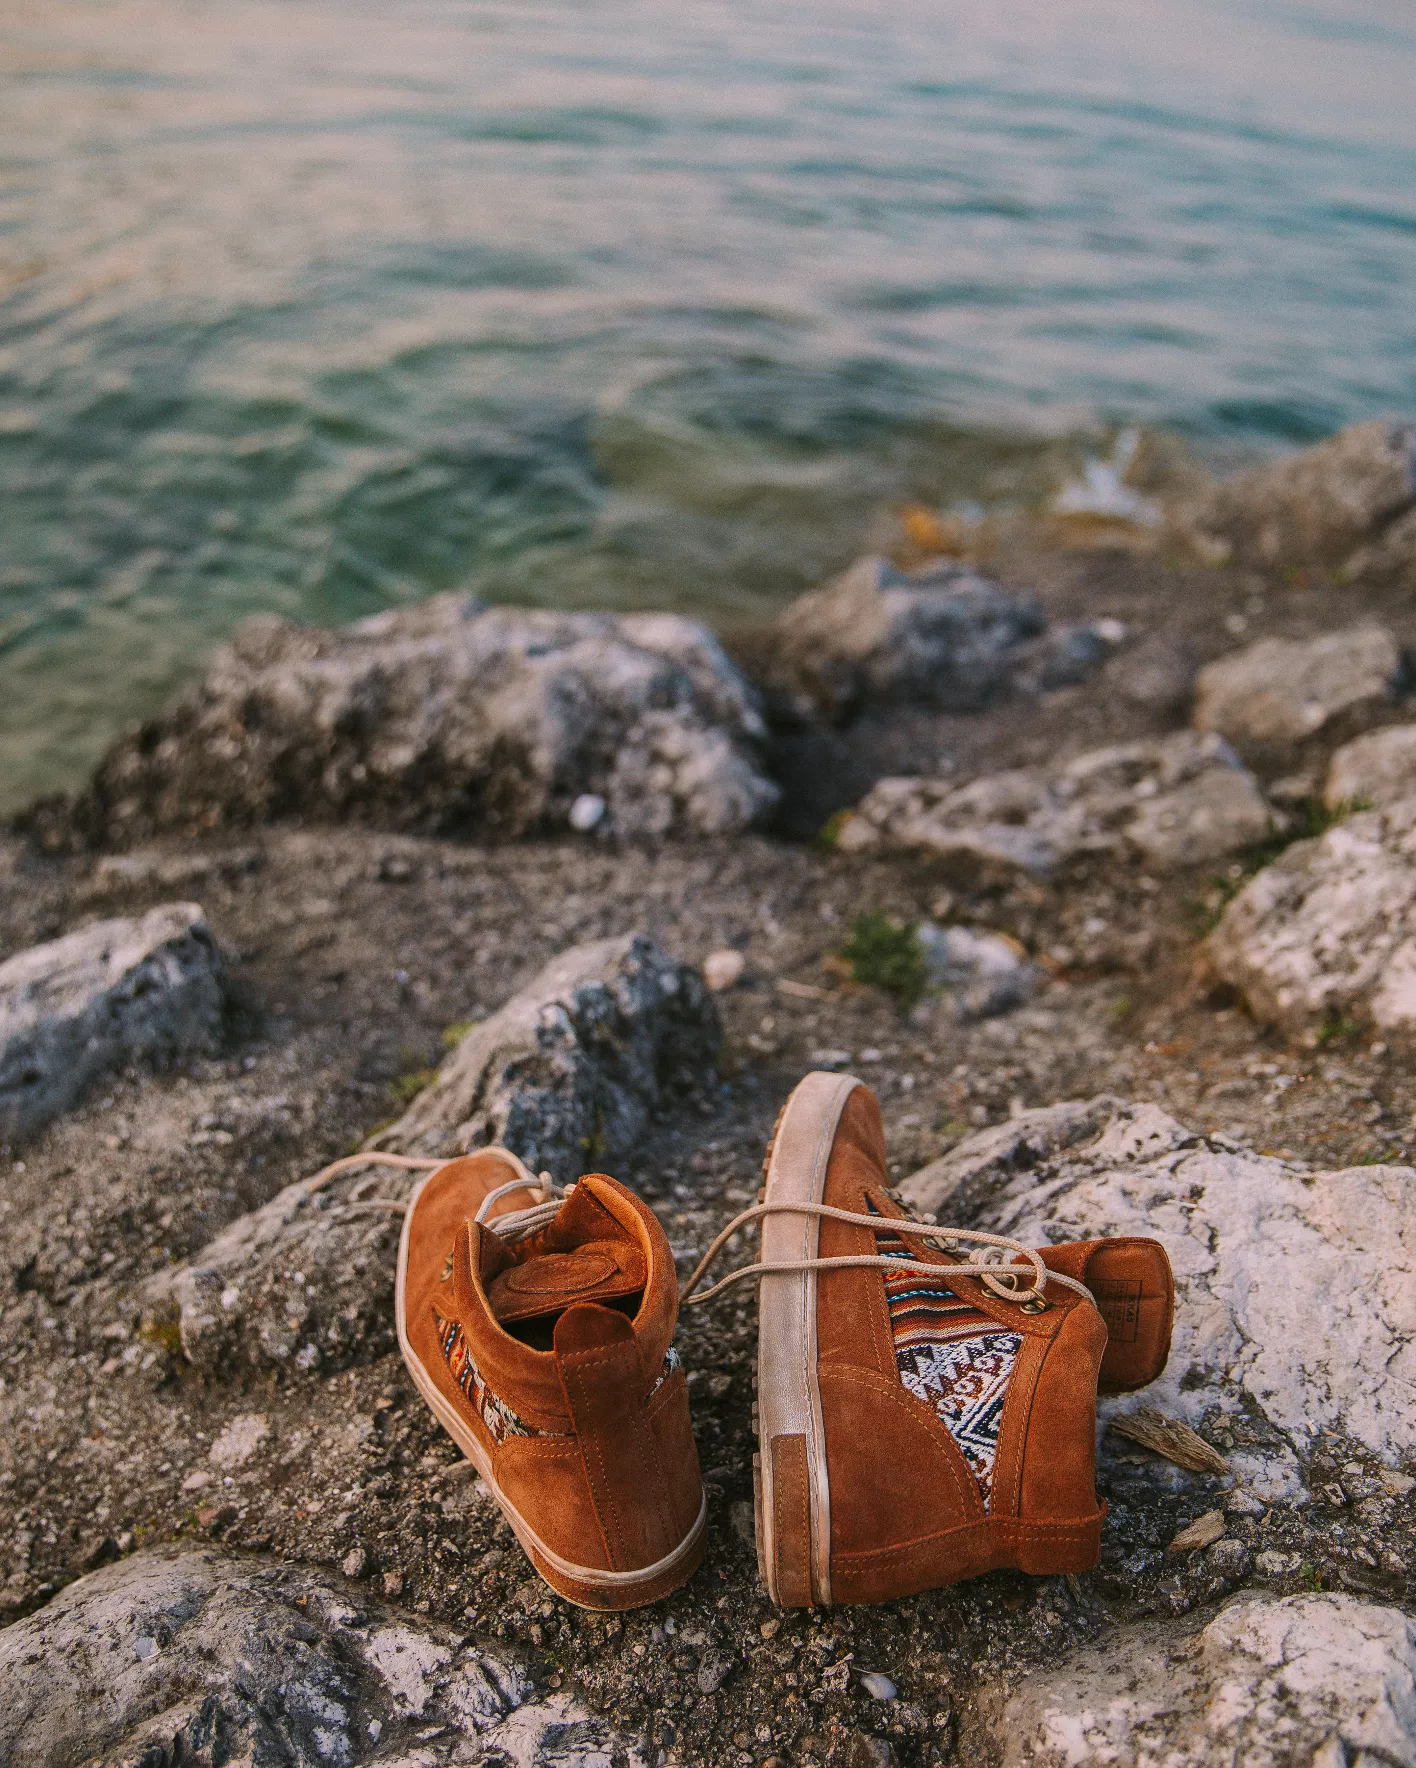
484, 1181, 649, 1326
487, 1239, 645, 1324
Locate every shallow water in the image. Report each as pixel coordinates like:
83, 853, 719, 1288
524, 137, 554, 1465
2, 0, 1414, 809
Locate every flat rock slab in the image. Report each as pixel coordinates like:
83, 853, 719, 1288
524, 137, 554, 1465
146, 933, 719, 1376
1178, 418, 1416, 571
50, 597, 778, 846
1193, 623, 1402, 772
1207, 797, 1416, 1038
0, 902, 227, 1146
0, 1543, 643, 1768
901, 1097, 1416, 1496
995, 1593, 1416, 1768
764, 554, 1045, 724
833, 731, 1268, 880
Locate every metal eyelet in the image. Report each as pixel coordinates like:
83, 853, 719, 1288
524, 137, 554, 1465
1019, 1295, 1049, 1314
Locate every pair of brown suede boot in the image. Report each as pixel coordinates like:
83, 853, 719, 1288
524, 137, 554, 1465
395, 1071, 1174, 1611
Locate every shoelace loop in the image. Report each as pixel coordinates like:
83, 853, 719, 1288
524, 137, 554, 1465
679, 1201, 1094, 1311
302, 1150, 565, 1241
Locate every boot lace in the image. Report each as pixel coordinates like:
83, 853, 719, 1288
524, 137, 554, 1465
680, 1200, 1095, 1311
302, 1151, 569, 1243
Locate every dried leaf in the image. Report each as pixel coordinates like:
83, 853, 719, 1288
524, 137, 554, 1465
1110, 1407, 1230, 1477
1167, 1509, 1225, 1553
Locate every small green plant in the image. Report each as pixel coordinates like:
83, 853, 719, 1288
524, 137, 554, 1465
388, 1067, 438, 1107
441, 1019, 479, 1048
1108, 994, 1132, 1022
816, 809, 853, 851
1314, 1016, 1361, 1047
840, 912, 927, 1011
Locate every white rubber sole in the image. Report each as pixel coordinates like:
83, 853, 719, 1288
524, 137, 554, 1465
394, 1170, 707, 1609
754, 1071, 861, 1607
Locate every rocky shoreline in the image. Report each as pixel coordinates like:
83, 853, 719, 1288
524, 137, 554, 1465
3, 422, 1416, 1767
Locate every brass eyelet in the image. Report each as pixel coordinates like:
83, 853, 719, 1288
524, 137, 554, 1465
1019, 1295, 1049, 1314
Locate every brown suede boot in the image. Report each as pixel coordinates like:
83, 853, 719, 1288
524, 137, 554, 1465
685, 1073, 1172, 1608
396, 1148, 707, 1610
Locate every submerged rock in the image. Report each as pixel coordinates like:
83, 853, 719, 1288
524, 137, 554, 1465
764, 555, 1045, 724
0, 1543, 643, 1767
833, 731, 1269, 880
1193, 623, 1403, 771
0, 903, 227, 1145
1177, 419, 1416, 571
146, 934, 719, 1376
1206, 797, 1416, 1037
995, 1593, 1416, 1768
901, 1097, 1416, 1495
45, 598, 778, 846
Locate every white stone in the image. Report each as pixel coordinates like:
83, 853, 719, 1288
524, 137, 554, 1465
917, 923, 1035, 1019
996, 1594, 1416, 1768
1193, 624, 1400, 764
0, 903, 227, 1144
1206, 796, 1416, 1036
834, 731, 1268, 880
568, 792, 606, 831
208, 1413, 268, 1468
901, 1097, 1416, 1494
703, 948, 746, 992
1325, 724, 1416, 811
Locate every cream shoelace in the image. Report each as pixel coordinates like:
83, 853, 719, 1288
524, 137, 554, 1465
680, 1201, 1095, 1312
299, 1152, 1092, 1312
302, 1151, 568, 1245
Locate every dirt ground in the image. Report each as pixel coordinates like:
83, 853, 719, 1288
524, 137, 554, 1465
3, 539, 1415, 1766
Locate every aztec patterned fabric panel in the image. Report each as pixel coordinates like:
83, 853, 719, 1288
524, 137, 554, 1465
433, 1308, 680, 1443
896, 1332, 1022, 1502
431, 1307, 555, 1441
869, 1200, 1021, 1504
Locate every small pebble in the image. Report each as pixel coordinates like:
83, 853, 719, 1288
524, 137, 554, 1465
569, 793, 606, 832
858, 1671, 898, 1701
341, 1546, 367, 1579
703, 949, 746, 992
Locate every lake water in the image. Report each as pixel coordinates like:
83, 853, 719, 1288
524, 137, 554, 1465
2, 0, 1415, 810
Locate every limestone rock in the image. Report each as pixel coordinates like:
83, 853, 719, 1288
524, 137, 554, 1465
1193, 624, 1402, 770
1325, 723, 1416, 811
1206, 798, 1416, 1037
0, 903, 227, 1145
1178, 419, 1416, 569
146, 934, 718, 1376
916, 923, 1036, 1020
833, 731, 1268, 880
1347, 502, 1416, 592
0, 1543, 643, 1767
995, 1594, 1416, 1768
51, 598, 778, 845
900, 1097, 1416, 1494
766, 555, 1045, 724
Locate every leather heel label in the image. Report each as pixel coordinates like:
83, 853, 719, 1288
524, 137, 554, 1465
771, 1434, 815, 1607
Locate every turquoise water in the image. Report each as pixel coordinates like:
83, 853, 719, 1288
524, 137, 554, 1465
2, 0, 1415, 810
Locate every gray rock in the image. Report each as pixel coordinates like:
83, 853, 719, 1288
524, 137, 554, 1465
765, 555, 1044, 724
146, 934, 719, 1376
833, 731, 1269, 880
994, 1594, 1416, 1768
1325, 724, 1416, 811
1177, 419, 1416, 570
900, 1097, 1416, 1497
0, 1543, 643, 1767
0, 903, 227, 1145
916, 923, 1036, 1020
58, 598, 778, 845
1193, 623, 1402, 770
1347, 501, 1416, 591
1206, 797, 1416, 1037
